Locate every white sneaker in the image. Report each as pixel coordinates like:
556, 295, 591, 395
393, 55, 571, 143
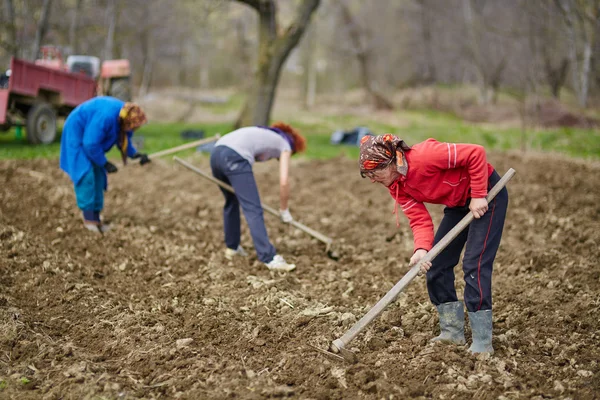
265, 255, 296, 272
84, 223, 102, 233
99, 224, 111, 233
83, 223, 111, 233
224, 245, 248, 260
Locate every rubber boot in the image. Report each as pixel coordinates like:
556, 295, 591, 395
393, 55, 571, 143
431, 301, 466, 344
468, 310, 494, 354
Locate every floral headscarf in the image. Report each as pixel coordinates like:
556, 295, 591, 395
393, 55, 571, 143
119, 103, 147, 132
359, 134, 411, 178
118, 103, 147, 163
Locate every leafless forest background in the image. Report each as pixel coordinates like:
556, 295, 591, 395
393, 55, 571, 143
1, 0, 599, 118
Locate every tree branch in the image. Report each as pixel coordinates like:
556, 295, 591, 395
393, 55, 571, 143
232, 0, 260, 11
274, 0, 320, 60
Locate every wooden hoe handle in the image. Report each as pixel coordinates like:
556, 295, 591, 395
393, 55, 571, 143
148, 135, 221, 159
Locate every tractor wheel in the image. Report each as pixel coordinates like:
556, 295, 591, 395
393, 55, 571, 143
26, 102, 57, 145
109, 78, 131, 102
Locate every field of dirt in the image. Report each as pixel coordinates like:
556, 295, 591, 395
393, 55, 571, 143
1, 151, 599, 399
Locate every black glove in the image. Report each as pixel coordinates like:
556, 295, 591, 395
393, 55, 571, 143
132, 153, 151, 166
139, 153, 151, 165
104, 161, 118, 173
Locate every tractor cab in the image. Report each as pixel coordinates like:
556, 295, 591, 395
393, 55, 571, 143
35, 45, 68, 71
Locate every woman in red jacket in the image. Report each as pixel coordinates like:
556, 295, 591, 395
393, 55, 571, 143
359, 134, 508, 354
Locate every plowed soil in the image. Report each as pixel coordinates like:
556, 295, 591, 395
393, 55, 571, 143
1, 151, 599, 399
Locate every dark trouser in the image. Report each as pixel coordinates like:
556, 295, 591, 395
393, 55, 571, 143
426, 170, 508, 312
210, 146, 277, 263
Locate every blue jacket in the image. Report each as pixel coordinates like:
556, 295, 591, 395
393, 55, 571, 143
59, 97, 137, 186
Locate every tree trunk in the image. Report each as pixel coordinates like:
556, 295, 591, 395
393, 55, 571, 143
419, 0, 436, 83
544, 56, 569, 98
2, 0, 17, 56
337, 0, 393, 110
489, 57, 507, 104
139, 56, 153, 98
462, 0, 489, 104
234, 0, 320, 128
302, 25, 317, 109
138, 8, 153, 98
31, 0, 53, 60
578, 34, 594, 107
555, 0, 600, 108
235, 16, 253, 89
69, 0, 84, 55
104, 0, 116, 60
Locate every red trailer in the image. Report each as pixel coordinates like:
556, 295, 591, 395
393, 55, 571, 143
0, 56, 96, 144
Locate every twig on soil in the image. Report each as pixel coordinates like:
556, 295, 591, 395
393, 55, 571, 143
307, 344, 345, 361
143, 380, 172, 388
279, 298, 294, 308
408, 349, 435, 362
28, 325, 56, 344
528, 356, 543, 365
257, 368, 270, 376
125, 374, 141, 385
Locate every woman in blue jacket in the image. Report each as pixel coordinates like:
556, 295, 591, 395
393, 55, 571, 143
60, 96, 150, 233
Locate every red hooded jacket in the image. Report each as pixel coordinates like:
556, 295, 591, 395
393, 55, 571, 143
388, 139, 494, 252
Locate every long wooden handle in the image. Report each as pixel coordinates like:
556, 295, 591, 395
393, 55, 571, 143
173, 156, 334, 246
331, 168, 516, 353
149, 135, 221, 159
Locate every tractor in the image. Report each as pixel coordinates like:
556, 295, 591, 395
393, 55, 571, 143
67, 55, 132, 102
0, 46, 133, 144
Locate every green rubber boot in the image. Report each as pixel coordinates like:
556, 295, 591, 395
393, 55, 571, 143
431, 301, 466, 345
468, 310, 494, 354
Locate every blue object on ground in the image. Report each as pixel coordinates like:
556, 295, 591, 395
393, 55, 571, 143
330, 126, 373, 146
181, 129, 205, 140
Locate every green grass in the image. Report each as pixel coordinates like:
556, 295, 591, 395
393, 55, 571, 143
1, 110, 599, 160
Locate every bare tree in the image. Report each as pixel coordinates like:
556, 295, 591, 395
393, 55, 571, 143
1, 0, 18, 57
335, 0, 393, 110
69, 0, 84, 54
544, 56, 569, 98
461, 0, 508, 104
234, 14, 254, 89
301, 24, 317, 109
554, 0, 600, 107
138, 5, 153, 97
32, 0, 53, 60
232, 0, 320, 127
528, 0, 570, 99
104, 0, 116, 60
414, 0, 437, 83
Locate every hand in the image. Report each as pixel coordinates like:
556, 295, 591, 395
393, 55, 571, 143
138, 153, 151, 165
469, 197, 488, 219
280, 209, 293, 223
410, 249, 432, 276
104, 161, 118, 173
